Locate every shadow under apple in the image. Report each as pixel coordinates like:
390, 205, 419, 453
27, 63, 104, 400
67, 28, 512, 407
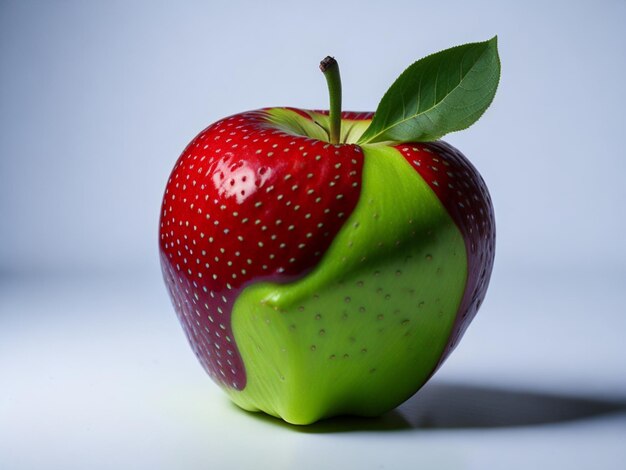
240, 380, 626, 433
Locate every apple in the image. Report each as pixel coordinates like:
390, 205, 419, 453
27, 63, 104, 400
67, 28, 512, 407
159, 38, 500, 424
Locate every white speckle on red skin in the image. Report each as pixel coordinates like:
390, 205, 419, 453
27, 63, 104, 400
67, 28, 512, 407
159, 109, 367, 390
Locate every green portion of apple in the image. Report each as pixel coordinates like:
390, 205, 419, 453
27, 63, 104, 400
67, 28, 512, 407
226, 143, 468, 425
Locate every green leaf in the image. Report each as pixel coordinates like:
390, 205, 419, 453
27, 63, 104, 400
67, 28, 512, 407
357, 36, 500, 144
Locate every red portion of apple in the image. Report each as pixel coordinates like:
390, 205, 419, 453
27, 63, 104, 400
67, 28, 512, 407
159, 109, 365, 390
395, 142, 496, 367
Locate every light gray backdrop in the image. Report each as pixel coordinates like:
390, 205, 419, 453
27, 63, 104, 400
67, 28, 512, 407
2, 2, 626, 469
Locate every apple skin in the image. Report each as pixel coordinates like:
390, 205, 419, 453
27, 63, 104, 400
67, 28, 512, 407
159, 107, 495, 424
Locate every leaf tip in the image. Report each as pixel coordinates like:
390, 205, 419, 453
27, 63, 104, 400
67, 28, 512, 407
488, 35, 499, 50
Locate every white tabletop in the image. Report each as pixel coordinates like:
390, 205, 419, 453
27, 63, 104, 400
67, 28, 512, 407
1, 266, 625, 469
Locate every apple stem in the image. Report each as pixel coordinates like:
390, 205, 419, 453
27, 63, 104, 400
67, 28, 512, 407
320, 56, 342, 144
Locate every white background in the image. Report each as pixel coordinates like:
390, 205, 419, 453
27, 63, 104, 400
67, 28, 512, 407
1, 1, 625, 469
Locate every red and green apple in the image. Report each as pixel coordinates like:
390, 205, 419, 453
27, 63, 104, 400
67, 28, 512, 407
159, 37, 500, 425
